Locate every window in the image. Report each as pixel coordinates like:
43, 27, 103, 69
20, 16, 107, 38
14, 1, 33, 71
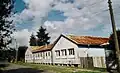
55, 50, 60, 56
38, 53, 40, 57
46, 52, 47, 56
48, 52, 50, 56
61, 49, 67, 56
43, 52, 45, 58
68, 48, 74, 55
40, 53, 42, 57
36, 54, 37, 57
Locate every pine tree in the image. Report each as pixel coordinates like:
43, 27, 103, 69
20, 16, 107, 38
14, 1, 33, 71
36, 26, 50, 46
0, 0, 14, 50
29, 33, 37, 46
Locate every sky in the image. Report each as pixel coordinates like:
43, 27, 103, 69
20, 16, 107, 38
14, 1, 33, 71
12, 0, 120, 46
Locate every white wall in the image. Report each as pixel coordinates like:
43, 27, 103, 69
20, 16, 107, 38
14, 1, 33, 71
77, 46, 88, 57
52, 36, 80, 64
33, 51, 52, 64
77, 47, 106, 57
87, 48, 105, 57
25, 48, 33, 63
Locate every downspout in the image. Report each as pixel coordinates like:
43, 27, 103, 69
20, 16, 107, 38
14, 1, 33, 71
51, 50, 53, 64
45, 44, 47, 60
84, 44, 90, 57
87, 44, 90, 57
33, 54, 34, 63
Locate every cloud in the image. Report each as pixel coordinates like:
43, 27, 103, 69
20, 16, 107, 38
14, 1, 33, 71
44, 0, 120, 41
52, 0, 108, 29
13, 0, 120, 45
13, 29, 31, 46
12, 0, 55, 46
14, 0, 55, 30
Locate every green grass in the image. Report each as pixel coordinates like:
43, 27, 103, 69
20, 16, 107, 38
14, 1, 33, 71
15, 62, 107, 73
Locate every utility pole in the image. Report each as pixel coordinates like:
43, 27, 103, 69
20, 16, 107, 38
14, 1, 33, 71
108, 0, 120, 72
15, 39, 18, 62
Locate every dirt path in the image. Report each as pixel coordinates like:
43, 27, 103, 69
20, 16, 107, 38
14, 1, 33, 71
1, 63, 54, 73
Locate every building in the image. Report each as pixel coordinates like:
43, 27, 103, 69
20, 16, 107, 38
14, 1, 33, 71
25, 47, 33, 63
32, 44, 53, 64
25, 34, 109, 68
18, 46, 28, 62
51, 34, 109, 67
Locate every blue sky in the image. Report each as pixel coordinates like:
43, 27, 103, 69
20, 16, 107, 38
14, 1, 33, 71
13, 0, 120, 46
14, 0, 25, 13
14, 0, 67, 30
47, 10, 67, 21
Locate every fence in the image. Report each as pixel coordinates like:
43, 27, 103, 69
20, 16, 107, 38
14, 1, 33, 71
79, 56, 106, 68
93, 56, 106, 68
80, 57, 93, 68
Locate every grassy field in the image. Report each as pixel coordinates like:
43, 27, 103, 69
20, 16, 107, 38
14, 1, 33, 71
16, 62, 107, 73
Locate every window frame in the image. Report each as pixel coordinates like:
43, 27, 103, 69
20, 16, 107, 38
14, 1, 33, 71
46, 52, 47, 57
55, 50, 60, 56
68, 48, 75, 55
48, 52, 50, 56
61, 49, 67, 56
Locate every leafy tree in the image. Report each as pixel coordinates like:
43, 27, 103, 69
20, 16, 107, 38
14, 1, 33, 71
0, 0, 15, 50
29, 33, 37, 46
108, 30, 120, 57
36, 26, 50, 46
0, 48, 16, 61
107, 30, 120, 71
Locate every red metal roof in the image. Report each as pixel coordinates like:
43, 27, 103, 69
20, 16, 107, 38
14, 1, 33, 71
31, 35, 109, 53
32, 44, 53, 53
67, 35, 109, 45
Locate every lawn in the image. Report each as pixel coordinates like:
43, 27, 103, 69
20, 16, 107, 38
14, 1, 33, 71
16, 62, 107, 73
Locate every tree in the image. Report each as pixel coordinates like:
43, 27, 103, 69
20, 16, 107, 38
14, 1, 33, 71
0, 48, 16, 62
109, 30, 120, 57
0, 0, 15, 50
36, 26, 50, 46
29, 33, 37, 46
107, 30, 120, 71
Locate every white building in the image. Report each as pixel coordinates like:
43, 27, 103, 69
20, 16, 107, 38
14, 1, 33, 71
25, 47, 33, 63
51, 34, 109, 67
25, 34, 109, 68
25, 45, 53, 64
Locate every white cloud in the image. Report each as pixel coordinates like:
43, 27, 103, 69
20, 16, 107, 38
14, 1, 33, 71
13, 0, 120, 45
44, 0, 120, 41
52, 0, 108, 29
13, 29, 31, 46
14, 0, 55, 30
12, 0, 55, 46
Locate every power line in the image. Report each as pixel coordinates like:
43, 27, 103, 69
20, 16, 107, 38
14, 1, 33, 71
70, 9, 109, 19
82, 0, 105, 8
53, 0, 106, 16
52, 0, 120, 18
92, 9, 109, 16
92, 5, 120, 16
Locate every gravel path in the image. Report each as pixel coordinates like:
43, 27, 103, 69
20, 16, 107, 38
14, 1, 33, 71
1, 63, 54, 73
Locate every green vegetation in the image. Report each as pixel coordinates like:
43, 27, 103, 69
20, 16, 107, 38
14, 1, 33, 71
36, 26, 50, 46
0, 0, 15, 50
16, 62, 107, 73
29, 26, 50, 46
